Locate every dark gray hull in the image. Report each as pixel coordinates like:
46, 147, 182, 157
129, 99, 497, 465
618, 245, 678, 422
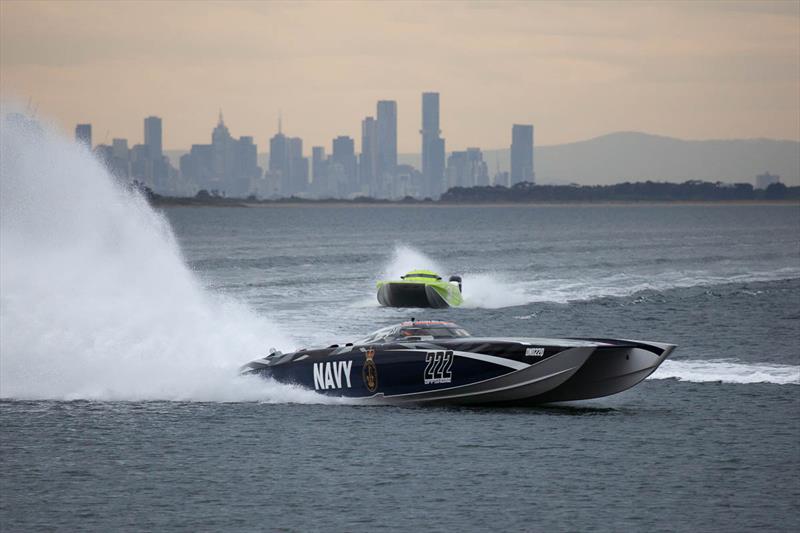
377, 283, 450, 308
242, 335, 675, 406
497, 341, 676, 405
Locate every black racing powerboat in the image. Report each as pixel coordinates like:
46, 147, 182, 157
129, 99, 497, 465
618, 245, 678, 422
241, 321, 675, 405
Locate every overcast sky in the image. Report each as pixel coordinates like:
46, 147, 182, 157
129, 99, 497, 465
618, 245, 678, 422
1, 0, 798, 152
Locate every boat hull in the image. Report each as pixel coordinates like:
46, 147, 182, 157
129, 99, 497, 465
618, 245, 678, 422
242, 337, 674, 405
377, 282, 458, 308
498, 341, 676, 405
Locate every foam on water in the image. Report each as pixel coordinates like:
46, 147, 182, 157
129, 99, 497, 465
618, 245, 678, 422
379, 245, 529, 309
516, 270, 800, 305
0, 110, 335, 403
460, 274, 531, 309
650, 360, 800, 385
381, 244, 445, 280
381, 245, 800, 309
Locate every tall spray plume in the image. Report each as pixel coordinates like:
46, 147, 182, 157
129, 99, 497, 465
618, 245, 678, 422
0, 110, 329, 402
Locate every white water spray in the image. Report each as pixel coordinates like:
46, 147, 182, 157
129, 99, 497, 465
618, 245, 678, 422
0, 111, 335, 402
379, 245, 529, 309
381, 245, 800, 310
381, 245, 445, 281
650, 359, 799, 385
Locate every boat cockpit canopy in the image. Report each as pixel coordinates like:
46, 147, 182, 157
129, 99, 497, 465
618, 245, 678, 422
400, 270, 442, 281
355, 321, 471, 345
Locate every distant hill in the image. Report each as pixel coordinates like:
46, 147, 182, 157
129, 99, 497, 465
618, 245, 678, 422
405, 132, 799, 186
167, 132, 800, 186
533, 132, 799, 186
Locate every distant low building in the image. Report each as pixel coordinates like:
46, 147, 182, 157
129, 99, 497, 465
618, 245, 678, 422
75, 124, 92, 148
446, 148, 489, 189
108, 138, 130, 179
755, 172, 780, 189
390, 164, 423, 199
493, 171, 510, 188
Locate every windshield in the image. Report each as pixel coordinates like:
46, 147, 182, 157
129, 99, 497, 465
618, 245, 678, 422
354, 323, 470, 345
402, 273, 441, 280
398, 327, 470, 338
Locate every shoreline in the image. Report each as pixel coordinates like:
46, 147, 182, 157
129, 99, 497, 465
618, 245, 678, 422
151, 198, 800, 208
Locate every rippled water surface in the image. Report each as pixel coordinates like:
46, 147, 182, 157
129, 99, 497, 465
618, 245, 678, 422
2, 204, 799, 532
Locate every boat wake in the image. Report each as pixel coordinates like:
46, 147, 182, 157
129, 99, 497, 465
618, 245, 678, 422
0, 110, 338, 404
382, 245, 800, 310
511, 270, 800, 306
379, 245, 529, 309
650, 359, 799, 385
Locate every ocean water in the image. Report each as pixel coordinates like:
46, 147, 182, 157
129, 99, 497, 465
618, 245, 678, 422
1, 116, 799, 531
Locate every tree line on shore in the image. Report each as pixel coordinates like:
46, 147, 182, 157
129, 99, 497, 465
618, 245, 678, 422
143, 179, 799, 206
439, 180, 798, 203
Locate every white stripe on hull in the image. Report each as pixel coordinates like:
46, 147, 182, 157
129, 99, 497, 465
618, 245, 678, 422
386, 348, 529, 370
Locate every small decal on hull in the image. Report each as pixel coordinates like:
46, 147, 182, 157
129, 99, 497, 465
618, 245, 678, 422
424, 351, 453, 385
313, 361, 352, 390
362, 347, 379, 392
525, 347, 545, 357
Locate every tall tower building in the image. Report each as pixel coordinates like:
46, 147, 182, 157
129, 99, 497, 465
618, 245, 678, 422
312, 146, 326, 181
144, 116, 163, 159
510, 124, 534, 185
376, 100, 397, 178
360, 116, 378, 194
180, 115, 259, 196
269, 115, 306, 195
75, 124, 92, 148
269, 132, 287, 176
420, 92, 446, 197
211, 112, 234, 182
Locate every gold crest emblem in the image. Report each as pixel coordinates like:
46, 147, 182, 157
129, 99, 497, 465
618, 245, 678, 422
362, 347, 378, 392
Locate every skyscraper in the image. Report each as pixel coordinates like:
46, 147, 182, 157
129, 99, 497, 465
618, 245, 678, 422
211, 113, 235, 183
75, 124, 92, 147
109, 138, 130, 178
420, 92, 445, 197
376, 100, 397, 180
269, 131, 287, 176
510, 124, 534, 185
237, 136, 259, 185
144, 116, 163, 159
286, 137, 308, 195
268, 117, 307, 196
312, 146, 326, 182
144, 115, 169, 189
180, 114, 261, 196
332, 135, 357, 194
360, 116, 377, 195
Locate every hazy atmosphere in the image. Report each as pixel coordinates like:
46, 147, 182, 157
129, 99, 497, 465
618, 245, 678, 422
2, 0, 799, 151
2, 2, 799, 531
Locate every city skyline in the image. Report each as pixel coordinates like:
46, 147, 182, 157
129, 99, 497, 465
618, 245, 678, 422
2, 1, 798, 152
87, 91, 536, 199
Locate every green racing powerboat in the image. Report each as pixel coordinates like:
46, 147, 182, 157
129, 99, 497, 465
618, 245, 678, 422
377, 270, 463, 308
